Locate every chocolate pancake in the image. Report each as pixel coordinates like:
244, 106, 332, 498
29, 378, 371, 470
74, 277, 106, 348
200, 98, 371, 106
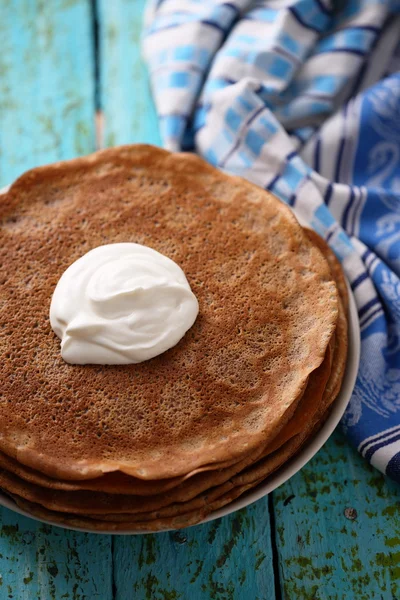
0, 146, 338, 481
6, 433, 315, 531
58, 283, 348, 524
10, 482, 260, 531
0, 347, 332, 515
7, 284, 347, 531
0, 337, 328, 499
9, 383, 341, 531
8, 424, 324, 532
0, 230, 336, 501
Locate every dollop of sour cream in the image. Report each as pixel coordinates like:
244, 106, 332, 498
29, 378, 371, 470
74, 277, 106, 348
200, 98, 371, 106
50, 243, 199, 365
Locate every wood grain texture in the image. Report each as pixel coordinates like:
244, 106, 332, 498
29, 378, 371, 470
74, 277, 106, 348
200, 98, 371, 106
274, 430, 400, 600
113, 501, 276, 600
0, 0, 96, 188
0, 510, 112, 600
98, 0, 162, 148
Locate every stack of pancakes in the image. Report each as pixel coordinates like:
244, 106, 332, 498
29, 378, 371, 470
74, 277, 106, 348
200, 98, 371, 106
0, 145, 348, 531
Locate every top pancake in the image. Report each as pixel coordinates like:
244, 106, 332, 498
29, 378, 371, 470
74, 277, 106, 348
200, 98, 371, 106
0, 145, 338, 480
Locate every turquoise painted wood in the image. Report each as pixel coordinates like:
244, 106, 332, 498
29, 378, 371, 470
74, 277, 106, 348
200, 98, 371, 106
0, 0, 96, 188
113, 503, 276, 600
0, 511, 112, 600
98, 0, 162, 148
274, 430, 400, 599
0, 2, 113, 599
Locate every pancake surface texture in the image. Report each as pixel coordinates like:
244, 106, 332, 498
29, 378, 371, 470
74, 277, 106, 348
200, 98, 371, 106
0, 145, 338, 483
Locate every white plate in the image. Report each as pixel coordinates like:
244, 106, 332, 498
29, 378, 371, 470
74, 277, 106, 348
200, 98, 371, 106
0, 186, 360, 534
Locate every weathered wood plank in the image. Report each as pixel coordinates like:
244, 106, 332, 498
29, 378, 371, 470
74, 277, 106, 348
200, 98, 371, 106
0, 0, 96, 188
0, 511, 112, 600
274, 430, 400, 600
98, 0, 162, 148
0, 2, 112, 599
113, 501, 276, 600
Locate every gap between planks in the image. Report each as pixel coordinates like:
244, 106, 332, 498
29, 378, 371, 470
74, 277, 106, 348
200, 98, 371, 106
92, 0, 104, 150
269, 494, 283, 600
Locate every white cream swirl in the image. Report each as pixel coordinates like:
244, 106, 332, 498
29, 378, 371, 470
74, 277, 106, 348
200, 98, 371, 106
50, 243, 199, 365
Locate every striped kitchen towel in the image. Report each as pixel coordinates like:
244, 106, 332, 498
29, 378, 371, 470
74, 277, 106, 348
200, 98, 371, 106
142, 0, 400, 481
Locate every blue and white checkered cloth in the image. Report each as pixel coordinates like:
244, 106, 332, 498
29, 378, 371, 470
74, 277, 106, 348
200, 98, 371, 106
143, 0, 400, 481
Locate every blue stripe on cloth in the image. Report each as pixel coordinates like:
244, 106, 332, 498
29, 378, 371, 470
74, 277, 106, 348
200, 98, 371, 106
314, 203, 336, 228
193, 105, 210, 133
358, 296, 380, 319
324, 182, 333, 206
315, 0, 332, 16
220, 105, 268, 167
242, 7, 278, 23
266, 174, 280, 191
226, 107, 242, 132
173, 45, 196, 61
351, 25, 381, 33
350, 189, 363, 236
278, 31, 302, 56
361, 248, 373, 262
289, 7, 322, 34
335, 138, 346, 182
222, 2, 241, 15
321, 48, 366, 57
146, 22, 182, 36
200, 19, 227, 34
314, 137, 321, 172
290, 126, 316, 143
351, 272, 369, 291
316, 28, 377, 54
272, 45, 302, 65
325, 227, 337, 243
349, 56, 368, 98
203, 147, 218, 165
342, 188, 356, 232
147, 13, 232, 37
289, 3, 330, 34
244, 129, 266, 156
365, 431, 400, 462
359, 425, 400, 455
360, 306, 383, 329
386, 451, 400, 479
159, 114, 188, 137
170, 46, 212, 70
334, 103, 348, 182
169, 71, 191, 88
285, 159, 307, 183
347, 20, 387, 98
267, 55, 293, 78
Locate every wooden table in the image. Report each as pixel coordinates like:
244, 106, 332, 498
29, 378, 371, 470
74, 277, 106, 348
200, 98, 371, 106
1, 2, 399, 598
